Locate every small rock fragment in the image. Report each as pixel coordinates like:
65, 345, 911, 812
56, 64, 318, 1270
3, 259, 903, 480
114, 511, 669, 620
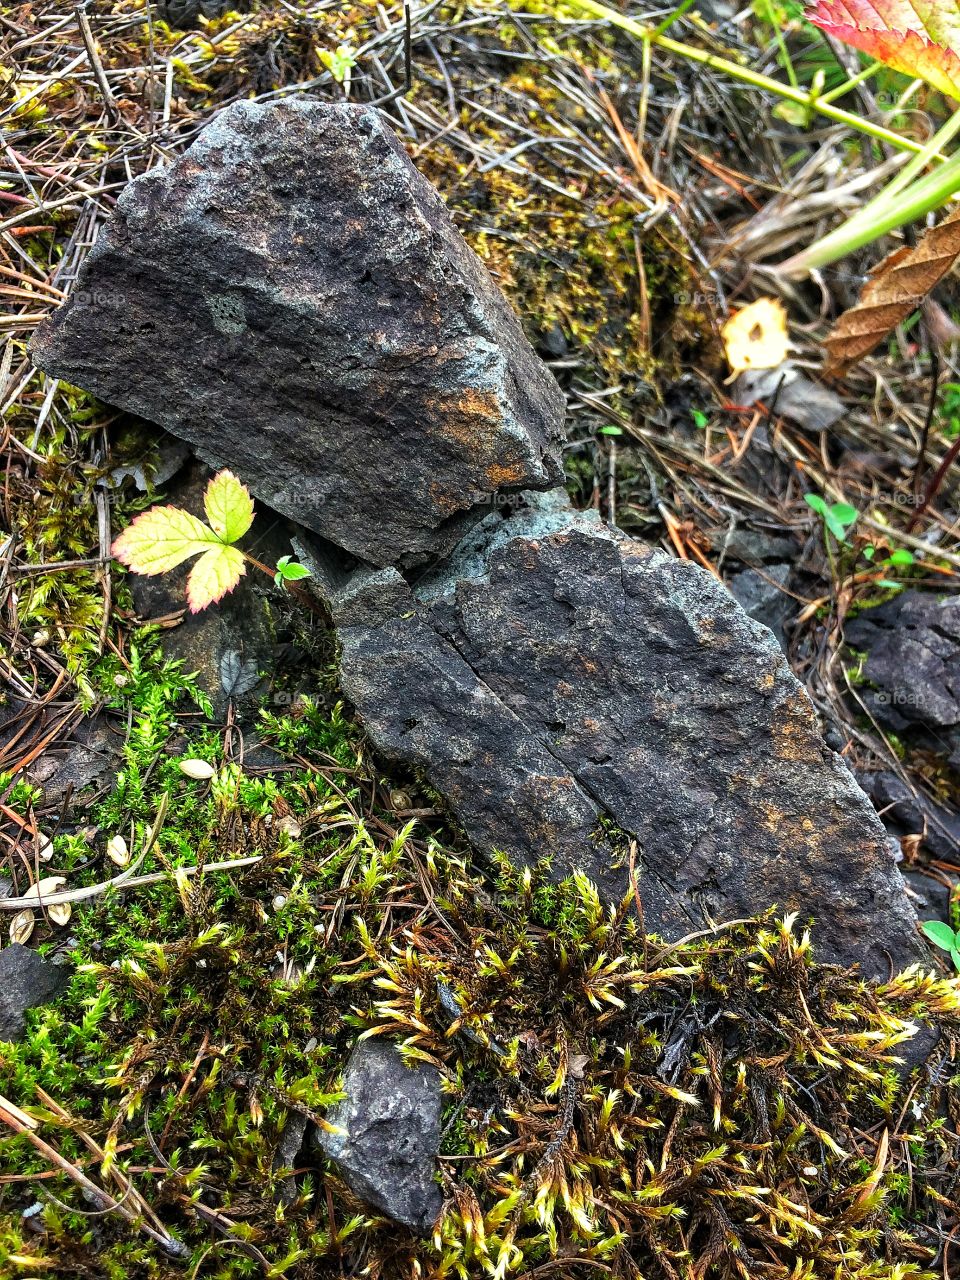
858, 770, 960, 866
845, 590, 960, 765
273, 1110, 309, 1206
318, 1039, 443, 1233
719, 526, 799, 565
734, 365, 845, 432
0, 943, 68, 1042
726, 563, 793, 653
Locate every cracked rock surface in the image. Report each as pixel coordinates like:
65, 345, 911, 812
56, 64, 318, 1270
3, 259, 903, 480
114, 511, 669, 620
301, 494, 923, 978
30, 99, 564, 567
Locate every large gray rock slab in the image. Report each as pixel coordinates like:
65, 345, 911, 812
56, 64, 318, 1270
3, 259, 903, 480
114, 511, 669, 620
30, 99, 564, 568
300, 495, 923, 979
0, 944, 68, 1042
318, 1039, 442, 1233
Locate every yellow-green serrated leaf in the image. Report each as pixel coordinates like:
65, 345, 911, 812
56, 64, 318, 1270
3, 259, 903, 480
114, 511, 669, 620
112, 506, 218, 575
186, 544, 246, 612
204, 469, 254, 542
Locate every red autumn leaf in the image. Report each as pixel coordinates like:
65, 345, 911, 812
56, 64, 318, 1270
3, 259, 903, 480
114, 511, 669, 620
808, 0, 960, 100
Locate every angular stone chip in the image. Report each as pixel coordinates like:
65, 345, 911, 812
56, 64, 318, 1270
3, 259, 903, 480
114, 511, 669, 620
318, 1038, 443, 1233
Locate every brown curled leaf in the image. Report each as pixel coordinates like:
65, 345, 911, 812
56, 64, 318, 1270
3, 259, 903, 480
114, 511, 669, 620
824, 204, 960, 376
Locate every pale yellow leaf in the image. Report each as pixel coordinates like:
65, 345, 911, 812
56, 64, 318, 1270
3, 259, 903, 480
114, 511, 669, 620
721, 298, 790, 374
186, 543, 246, 612
112, 505, 218, 575
203, 469, 254, 542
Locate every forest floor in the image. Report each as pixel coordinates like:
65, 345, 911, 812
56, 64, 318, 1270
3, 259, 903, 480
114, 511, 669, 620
1, 1, 960, 1277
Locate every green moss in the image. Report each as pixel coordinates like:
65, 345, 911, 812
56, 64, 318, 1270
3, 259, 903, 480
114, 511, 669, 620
1, 655, 957, 1278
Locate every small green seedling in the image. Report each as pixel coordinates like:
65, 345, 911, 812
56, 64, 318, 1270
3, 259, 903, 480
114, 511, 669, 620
921, 919, 960, 973
691, 409, 709, 429
863, 544, 915, 588
320, 42, 357, 85
274, 554, 312, 588
804, 493, 858, 544
113, 470, 311, 612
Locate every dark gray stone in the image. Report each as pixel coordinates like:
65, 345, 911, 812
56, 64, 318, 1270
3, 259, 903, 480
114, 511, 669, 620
28, 94, 927, 996
0, 944, 68, 1042
30, 99, 564, 568
727, 563, 793, 654
273, 1111, 309, 1206
858, 770, 960, 866
318, 1039, 442, 1233
301, 494, 924, 978
845, 591, 960, 764
719, 527, 798, 566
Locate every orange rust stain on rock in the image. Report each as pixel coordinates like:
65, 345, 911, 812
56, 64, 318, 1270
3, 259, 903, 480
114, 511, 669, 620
426, 479, 461, 517
759, 800, 785, 835
758, 801, 821, 856
425, 388, 527, 486
768, 688, 821, 764
487, 460, 527, 488
770, 715, 820, 764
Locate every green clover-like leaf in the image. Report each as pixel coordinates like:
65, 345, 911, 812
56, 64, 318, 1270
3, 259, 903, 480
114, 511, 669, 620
921, 919, 959, 952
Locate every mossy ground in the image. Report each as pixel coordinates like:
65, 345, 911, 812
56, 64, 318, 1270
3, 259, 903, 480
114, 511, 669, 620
2, 639, 960, 1278
3, 2, 960, 1276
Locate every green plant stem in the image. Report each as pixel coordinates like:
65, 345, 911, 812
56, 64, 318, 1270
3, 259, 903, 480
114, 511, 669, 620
781, 144, 960, 275
652, 0, 697, 38
816, 60, 883, 106
555, 0, 937, 156
756, 0, 798, 89
864, 105, 960, 208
